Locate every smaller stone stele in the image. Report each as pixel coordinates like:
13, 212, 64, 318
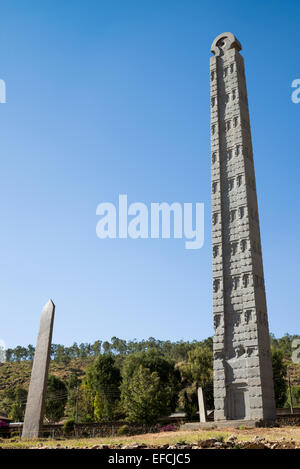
22, 300, 55, 439
197, 387, 207, 423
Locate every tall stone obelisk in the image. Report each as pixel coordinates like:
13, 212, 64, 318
210, 33, 276, 421
22, 300, 55, 438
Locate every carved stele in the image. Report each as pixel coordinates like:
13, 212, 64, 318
22, 300, 55, 438
210, 33, 276, 421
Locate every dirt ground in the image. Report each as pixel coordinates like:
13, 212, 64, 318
1, 426, 300, 449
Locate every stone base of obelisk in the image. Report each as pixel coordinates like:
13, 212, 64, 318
180, 419, 276, 431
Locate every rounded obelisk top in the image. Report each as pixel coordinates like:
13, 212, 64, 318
211, 32, 242, 56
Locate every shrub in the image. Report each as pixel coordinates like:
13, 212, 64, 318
117, 424, 130, 436
45, 375, 68, 423
63, 419, 75, 435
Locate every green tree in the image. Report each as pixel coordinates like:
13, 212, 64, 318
271, 349, 287, 407
270, 333, 300, 360
285, 385, 300, 408
121, 349, 180, 423
182, 345, 213, 409
65, 374, 81, 421
185, 345, 213, 387
12, 346, 27, 361
122, 364, 172, 424
27, 345, 35, 361
9, 387, 28, 422
5, 348, 13, 362
111, 337, 127, 355
92, 340, 102, 356
45, 375, 68, 422
102, 341, 111, 354
182, 389, 198, 421
86, 354, 121, 421
77, 379, 94, 422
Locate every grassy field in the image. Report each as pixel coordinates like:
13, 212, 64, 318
1, 427, 300, 449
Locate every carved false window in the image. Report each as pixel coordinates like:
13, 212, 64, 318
211, 71, 215, 81
236, 145, 240, 156
212, 124, 216, 135
211, 97, 216, 107
226, 120, 231, 131
237, 175, 242, 186
213, 245, 219, 257
240, 239, 247, 252
244, 310, 252, 324
233, 277, 240, 290
214, 314, 221, 329
230, 210, 236, 222
227, 148, 233, 160
224, 67, 228, 77
212, 152, 217, 163
243, 274, 249, 287
233, 116, 239, 127
239, 206, 245, 218
232, 89, 236, 100
230, 63, 234, 73
213, 279, 220, 292
213, 213, 218, 225
228, 179, 234, 191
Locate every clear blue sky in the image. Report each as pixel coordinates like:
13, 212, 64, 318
1, 0, 299, 348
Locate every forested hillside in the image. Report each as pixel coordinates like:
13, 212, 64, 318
0, 334, 299, 425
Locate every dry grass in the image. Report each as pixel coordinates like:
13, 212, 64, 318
1, 426, 300, 449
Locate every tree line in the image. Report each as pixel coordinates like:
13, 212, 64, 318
4, 337, 213, 364
4, 333, 299, 364
1, 333, 300, 425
